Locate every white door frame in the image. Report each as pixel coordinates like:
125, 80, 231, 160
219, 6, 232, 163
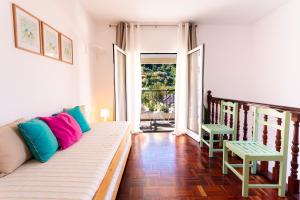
186, 44, 205, 142
113, 44, 128, 121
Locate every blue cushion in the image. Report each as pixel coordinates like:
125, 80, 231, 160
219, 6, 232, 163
66, 106, 91, 133
18, 119, 58, 162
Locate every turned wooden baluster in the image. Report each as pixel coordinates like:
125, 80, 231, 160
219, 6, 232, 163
237, 104, 241, 140
223, 105, 228, 140
272, 118, 282, 182
219, 100, 222, 123
215, 101, 219, 124
229, 106, 233, 140
224, 105, 228, 126
260, 115, 269, 174
211, 99, 215, 124
288, 113, 300, 194
243, 104, 249, 141
207, 91, 212, 124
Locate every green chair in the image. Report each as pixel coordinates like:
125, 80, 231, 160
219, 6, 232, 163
201, 101, 238, 157
223, 107, 290, 197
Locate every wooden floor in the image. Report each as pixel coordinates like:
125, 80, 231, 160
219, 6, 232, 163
116, 133, 299, 200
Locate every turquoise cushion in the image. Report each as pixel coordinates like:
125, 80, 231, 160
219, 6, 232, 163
18, 119, 58, 162
66, 106, 91, 133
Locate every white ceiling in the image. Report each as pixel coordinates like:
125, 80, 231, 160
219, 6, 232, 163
81, 0, 289, 24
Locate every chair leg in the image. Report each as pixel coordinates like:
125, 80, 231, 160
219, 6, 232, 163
200, 130, 203, 147
251, 161, 257, 174
231, 148, 235, 157
242, 158, 250, 197
209, 133, 214, 157
278, 161, 287, 197
231, 132, 236, 157
222, 141, 228, 174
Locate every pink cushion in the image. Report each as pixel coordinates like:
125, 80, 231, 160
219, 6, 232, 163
40, 113, 82, 150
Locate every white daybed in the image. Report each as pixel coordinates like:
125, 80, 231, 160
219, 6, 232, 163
0, 122, 131, 200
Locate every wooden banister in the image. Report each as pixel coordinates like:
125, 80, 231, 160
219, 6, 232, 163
229, 106, 233, 140
215, 101, 219, 124
212, 100, 215, 124
237, 104, 241, 140
224, 105, 228, 140
243, 104, 249, 141
206, 90, 300, 195
272, 118, 282, 182
207, 90, 212, 124
288, 113, 300, 194
207, 93, 300, 113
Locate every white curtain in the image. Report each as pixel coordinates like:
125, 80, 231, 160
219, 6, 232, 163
174, 23, 189, 135
126, 23, 142, 133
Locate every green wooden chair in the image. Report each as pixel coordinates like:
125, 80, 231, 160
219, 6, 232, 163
223, 107, 290, 197
201, 101, 238, 157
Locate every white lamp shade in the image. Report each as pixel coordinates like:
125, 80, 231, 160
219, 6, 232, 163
100, 109, 110, 118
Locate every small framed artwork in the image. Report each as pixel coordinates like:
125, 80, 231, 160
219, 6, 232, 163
60, 34, 73, 64
41, 22, 60, 60
12, 4, 41, 54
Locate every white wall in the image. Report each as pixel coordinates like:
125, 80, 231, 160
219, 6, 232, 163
203, 0, 300, 109
197, 25, 252, 100
140, 26, 177, 53
250, 0, 300, 108
0, 0, 97, 125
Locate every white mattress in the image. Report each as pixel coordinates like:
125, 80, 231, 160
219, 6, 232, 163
0, 122, 130, 200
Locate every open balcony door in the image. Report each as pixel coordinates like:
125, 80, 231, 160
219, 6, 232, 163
186, 44, 205, 142
113, 44, 127, 121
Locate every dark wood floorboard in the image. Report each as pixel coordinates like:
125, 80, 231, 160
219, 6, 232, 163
117, 133, 299, 200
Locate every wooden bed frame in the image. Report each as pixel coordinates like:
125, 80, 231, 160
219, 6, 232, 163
93, 126, 131, 200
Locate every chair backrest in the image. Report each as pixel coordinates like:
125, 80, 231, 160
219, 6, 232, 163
252, 106, 291, 156
220, 101, 239, 131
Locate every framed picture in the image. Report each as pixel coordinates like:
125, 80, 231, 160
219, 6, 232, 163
12, 4, 41, 54
41, 22, 60, 60
60, 34, 73, 64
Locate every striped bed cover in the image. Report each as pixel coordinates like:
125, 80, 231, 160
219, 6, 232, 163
0, 122, 130, 200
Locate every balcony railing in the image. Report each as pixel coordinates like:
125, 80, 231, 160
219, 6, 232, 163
141, 89, 175, 132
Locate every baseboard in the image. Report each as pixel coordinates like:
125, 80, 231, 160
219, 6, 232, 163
186, 130, 200, 142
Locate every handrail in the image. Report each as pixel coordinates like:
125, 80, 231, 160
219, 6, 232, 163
142, 89, 175, 92
209, 91, 300, 114
141, 89, 175, 113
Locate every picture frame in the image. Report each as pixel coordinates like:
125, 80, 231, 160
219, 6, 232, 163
60, 33, 73, 64
41, 22, 60, 60
12, 3, 42, 55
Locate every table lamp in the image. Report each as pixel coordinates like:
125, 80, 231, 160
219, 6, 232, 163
100, 108, 109, 122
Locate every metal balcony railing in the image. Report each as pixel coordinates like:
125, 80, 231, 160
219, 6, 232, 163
140, 89, 175, 132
